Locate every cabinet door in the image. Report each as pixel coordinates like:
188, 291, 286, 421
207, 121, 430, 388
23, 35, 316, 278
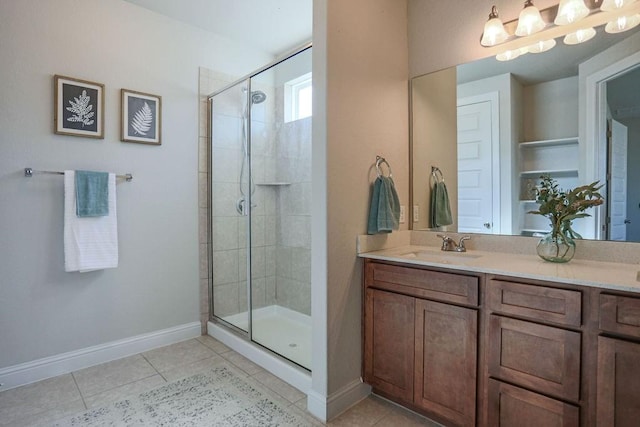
597, 336, 640, 426
488, 379, 579, 427
414, 299, 477, 426
363, 288, 415, 403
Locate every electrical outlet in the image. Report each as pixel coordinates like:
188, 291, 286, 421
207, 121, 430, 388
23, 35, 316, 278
399, 205, 406, 223
413, 205, 420, 222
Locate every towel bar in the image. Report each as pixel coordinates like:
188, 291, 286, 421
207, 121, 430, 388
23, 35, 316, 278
24, 168, 133, 182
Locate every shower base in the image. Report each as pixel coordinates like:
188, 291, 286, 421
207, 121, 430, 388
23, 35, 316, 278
220, 305, 311, 370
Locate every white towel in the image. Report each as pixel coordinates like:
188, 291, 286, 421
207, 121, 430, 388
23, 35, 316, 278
64, 170, 118, 272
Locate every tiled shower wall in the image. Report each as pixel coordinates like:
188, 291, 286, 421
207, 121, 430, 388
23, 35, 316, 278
274, 87, 312, 315
198, 66, 312, 333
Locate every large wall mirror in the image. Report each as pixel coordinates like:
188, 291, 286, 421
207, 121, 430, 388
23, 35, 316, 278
411, 25, 640, 242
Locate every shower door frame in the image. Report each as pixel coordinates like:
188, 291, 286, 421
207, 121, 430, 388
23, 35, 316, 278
207, 42, 312, 347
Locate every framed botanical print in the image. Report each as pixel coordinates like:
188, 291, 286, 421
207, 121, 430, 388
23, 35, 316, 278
54, 75, 104, 138
121, 89, 162, 145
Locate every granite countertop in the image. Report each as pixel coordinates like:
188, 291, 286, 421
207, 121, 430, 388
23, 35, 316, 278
359, 245, 640, 294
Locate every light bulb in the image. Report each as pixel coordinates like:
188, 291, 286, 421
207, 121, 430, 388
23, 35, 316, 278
527, 39, 557, 53
481, 6, 510, 46
601, 0, 637, 11
555, 0, 590, 25
605, 13, 640, 32
564, 27, 596, 44
515, 0, 546, 36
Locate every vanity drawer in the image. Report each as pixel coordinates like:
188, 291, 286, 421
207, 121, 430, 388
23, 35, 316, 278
488, 279, 582, 327
365, 261, 478, 306
600, 294, 640, 338
488, 315, 581, 402
488, 379, 580, 427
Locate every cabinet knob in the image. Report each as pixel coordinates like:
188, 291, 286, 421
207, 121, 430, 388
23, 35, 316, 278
484, 222, 491, 229
625, 219, 631, 224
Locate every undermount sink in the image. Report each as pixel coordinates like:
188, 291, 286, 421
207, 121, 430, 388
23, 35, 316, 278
399, 250, 482, 264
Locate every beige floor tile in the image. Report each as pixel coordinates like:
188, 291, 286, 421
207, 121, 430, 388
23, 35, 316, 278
196, 334, 232, 354
160, 355, 226, 382
13, 399, 85, 427
0, 374, 81, 426
142, 338, 215, 372
328, 396, 395, 426
251, 370, 305, 403
220, 351, 264, 375
84, 374, 167, 408
72, 354, 157, 397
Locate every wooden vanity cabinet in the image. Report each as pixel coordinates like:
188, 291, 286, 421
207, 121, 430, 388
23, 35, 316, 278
363, 260, 479, 427
363, 259, 640, 426
597, 293, 640, 426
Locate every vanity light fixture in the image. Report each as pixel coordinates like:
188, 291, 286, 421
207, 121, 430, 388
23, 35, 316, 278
481, 0, 640, 61
564, 27, 596, 44
527, 38, 557, 53
515, 0, 546, 36
601, 0, 640, 33
605, 13, 640, 32
481, 6, 510, 46
555, 0, 590, 25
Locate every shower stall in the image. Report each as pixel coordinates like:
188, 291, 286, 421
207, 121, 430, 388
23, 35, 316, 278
208, 46, 312, 371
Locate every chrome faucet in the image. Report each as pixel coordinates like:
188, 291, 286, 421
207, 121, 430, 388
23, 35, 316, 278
437, 234, 471, 252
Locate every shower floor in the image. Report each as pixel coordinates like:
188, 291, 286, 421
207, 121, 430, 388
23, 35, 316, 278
221, 305, 311, 370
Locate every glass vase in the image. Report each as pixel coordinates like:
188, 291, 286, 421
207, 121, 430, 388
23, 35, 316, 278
536, 231, 576, 263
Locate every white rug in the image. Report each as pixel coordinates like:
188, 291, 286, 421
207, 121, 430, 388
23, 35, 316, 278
47, 365, 318, 426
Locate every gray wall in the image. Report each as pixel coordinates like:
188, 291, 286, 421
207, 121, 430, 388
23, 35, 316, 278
0, 0, 271, 369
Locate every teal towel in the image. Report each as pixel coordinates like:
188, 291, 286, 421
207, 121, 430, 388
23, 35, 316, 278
430, 181, 453, 228
75, 170, 109, 217
368, 176, 400, 235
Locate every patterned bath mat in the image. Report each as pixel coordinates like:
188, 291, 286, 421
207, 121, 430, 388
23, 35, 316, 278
47, 364, 319, 426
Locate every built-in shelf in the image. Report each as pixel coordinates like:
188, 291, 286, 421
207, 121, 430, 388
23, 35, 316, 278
520, 169, 578, 178
255, 182, 291, 186
519, 137, 578, 148
517, 136, 580, 237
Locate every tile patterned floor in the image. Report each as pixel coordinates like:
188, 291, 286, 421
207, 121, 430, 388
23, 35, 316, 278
0, 336, 439, 426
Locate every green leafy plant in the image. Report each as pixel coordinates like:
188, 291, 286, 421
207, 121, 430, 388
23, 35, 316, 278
528, 175, 604, 239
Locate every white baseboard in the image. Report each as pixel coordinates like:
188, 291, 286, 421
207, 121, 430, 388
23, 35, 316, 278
306, 379, 371, 422
0, 322, 201, 392
326, 379, 372, 421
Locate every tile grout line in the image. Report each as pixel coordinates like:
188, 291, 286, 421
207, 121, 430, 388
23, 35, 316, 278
70, 372, 88, 410
140, 353, 168, 382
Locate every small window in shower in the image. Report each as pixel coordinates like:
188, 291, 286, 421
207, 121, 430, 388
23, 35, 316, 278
284, 72, 312, 123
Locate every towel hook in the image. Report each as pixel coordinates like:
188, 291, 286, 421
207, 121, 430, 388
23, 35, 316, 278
376, 156, 393, 178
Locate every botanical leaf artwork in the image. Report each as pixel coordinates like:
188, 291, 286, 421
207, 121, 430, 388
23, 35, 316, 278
131, 102, 153, 136
65, 90, 95, 127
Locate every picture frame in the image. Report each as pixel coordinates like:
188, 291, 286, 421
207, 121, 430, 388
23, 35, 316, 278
54, 75, 104, 138
121, 89, 162, 145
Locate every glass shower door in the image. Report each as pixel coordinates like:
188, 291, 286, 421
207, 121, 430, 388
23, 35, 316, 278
210, 79, 251, 333
249, 47, 312, 369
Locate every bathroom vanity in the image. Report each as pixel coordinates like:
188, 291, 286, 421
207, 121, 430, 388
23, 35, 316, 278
360, 246, 640, 427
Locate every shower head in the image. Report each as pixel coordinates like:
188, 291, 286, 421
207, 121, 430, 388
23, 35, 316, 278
251, 90, 267, 104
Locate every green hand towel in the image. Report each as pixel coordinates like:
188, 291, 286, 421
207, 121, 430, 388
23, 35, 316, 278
430, 181, 452, 228
75, 170, 109, 217
368, 176, 400, 235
